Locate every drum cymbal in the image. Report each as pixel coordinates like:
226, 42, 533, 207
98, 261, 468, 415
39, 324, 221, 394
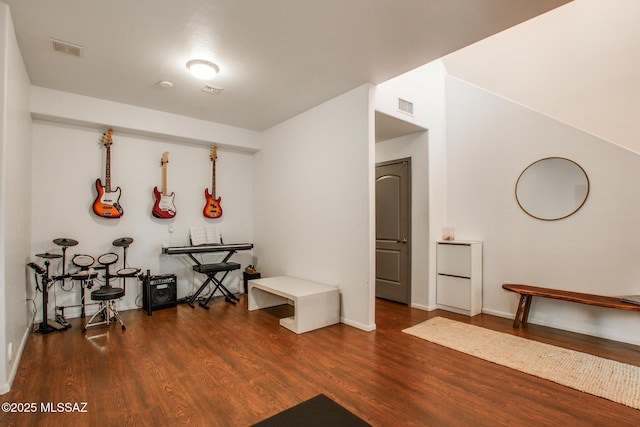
36, 252, 62, 259
113, 237, 134, 247
53, 238, 79, 247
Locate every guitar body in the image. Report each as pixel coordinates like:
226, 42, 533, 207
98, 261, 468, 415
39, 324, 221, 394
152, 186, 176, 218
203, 188, 223, 218
93, 178, 123, 218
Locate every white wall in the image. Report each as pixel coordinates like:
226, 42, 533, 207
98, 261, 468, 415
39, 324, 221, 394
254, 84, 375, 330
446, 76, 640, 345
374, 60, 448, 309
443, 0, 640, 154
0, 3, 32, 394
29, 120, 255, 319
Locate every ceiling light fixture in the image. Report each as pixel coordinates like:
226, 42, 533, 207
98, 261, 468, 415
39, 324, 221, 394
186, 59, 219, 80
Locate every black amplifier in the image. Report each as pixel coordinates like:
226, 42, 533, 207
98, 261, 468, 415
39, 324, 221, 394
143, 273, 177, 314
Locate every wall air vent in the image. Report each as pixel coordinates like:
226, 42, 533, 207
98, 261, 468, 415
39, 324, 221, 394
200, 84, 224, 94
49, 38, 83, 57
398, 98, 414, 116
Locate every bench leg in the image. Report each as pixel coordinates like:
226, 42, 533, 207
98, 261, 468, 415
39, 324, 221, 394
513, 295, 533, 328
521, 295, 533, 326
282, 291, 340, 334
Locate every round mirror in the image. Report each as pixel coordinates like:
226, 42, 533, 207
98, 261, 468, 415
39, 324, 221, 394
515, 157, 589, 221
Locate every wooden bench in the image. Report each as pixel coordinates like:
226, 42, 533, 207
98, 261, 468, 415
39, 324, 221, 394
248, 276, 340, 334
502, 283, 640, 328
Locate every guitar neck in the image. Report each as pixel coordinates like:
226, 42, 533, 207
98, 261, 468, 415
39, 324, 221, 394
162, 162, 168, 196
211, 158, 216, 199
105, 144, 112, 192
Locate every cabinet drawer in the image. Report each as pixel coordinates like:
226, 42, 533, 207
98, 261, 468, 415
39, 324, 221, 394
436, 275, 471, 310
436, 243, 471, 277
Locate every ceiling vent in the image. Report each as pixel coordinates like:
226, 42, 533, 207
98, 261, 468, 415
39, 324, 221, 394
50, 38, 83, 57
398, 98, 414, 116
200, 84, 224, 94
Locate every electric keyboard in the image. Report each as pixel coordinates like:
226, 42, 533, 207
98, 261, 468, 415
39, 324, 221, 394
162, 243, 253, 255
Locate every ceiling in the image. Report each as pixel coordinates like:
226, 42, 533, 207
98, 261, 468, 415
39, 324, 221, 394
4, 0, 571, 132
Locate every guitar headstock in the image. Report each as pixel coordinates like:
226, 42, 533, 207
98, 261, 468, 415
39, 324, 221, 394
161, 152, 169, 166
102, 129, 114, 147
210, 146, 218, 161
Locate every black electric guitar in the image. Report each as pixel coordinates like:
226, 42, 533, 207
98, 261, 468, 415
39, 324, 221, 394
93, 129, 123, 218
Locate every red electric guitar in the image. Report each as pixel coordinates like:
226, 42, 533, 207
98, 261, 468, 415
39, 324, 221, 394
152, 152, 177, 218
203, 146, 222, 218
93, 129, 123, 218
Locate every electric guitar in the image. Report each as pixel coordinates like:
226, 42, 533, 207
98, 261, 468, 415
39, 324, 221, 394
152, 152, 177, 218
93, 129, 124, 218
203, 146, 223, 218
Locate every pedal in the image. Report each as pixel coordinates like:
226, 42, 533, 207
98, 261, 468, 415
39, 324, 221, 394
46, 320, 65, 331
55, 315, 71, 329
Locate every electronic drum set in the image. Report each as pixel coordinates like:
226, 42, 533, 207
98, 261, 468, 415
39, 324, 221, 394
28, 237, 141, 334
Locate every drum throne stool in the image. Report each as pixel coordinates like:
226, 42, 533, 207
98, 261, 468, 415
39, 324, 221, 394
82, 252, 125, 332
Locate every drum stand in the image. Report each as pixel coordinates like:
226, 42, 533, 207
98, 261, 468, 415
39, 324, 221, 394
55, 274, 99, 320
29, 258, 68, 334
113, 237, 137, 294
34, 261, 57, 334
48, 238, 78, 329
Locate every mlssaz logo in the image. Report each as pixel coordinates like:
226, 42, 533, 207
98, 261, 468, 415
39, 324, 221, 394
40, 402, 88, 413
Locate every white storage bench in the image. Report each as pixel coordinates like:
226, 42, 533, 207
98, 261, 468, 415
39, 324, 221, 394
248, 276, 340, 334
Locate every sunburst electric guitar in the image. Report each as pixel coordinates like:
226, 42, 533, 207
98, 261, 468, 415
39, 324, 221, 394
152, 152, 177, 218
93, 129, 124, 218
203, 146, 222, 218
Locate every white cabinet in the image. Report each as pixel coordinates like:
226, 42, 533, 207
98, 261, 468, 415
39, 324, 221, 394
436, 241, 482, 316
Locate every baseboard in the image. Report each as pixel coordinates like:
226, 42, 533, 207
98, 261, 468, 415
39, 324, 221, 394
481, 308, 640, 347
409, 303, 436, 311
526, 316, 640, 347
481, 308, 513, 319
341, 317, 376, 332
54, 303, 144, 321
0, 324, 31, 395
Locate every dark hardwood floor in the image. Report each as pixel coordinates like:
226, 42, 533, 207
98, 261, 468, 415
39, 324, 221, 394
1, 296, 639, 426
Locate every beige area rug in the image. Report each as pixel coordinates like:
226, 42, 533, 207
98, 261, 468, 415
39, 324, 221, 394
402, 317, 640, 410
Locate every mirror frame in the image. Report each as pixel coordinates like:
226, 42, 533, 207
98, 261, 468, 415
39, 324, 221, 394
515, 157, 590, 221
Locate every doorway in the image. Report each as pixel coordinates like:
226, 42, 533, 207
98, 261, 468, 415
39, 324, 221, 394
375, 158, 411, 304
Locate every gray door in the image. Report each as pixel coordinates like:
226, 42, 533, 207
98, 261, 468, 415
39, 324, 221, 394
375, 159, 411, 304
